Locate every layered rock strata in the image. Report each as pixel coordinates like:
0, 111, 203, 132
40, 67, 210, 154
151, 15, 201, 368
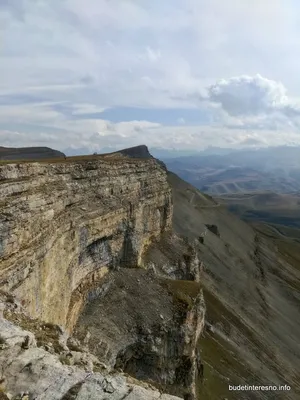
0, 156, 172, 330
0, 152, 207, 400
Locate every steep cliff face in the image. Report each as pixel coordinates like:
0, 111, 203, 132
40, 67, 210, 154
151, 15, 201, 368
0, 148, 209, 400
74, 268, 205, 400
0, 150, 208, 399
0, 156, 172, 330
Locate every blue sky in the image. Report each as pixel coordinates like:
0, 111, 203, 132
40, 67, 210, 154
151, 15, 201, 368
1, 0, 300, 152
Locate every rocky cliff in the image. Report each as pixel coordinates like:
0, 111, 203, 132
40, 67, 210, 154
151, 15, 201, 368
3, 145, 298, 400
74, 267, 205, 400
0, 155, 172, 330
0, 149, 204, 400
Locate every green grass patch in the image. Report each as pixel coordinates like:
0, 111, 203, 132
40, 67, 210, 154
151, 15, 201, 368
161, 279, 202, 309
271, 224, 300, 240
197, 332, 252, 400
198, 289, 270, 399
277, 240, 300, 273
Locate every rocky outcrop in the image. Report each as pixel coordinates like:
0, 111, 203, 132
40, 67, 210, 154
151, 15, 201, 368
73, 269, 205, 400
115, 144, 153, 159
143, 232, 203, 281
112, 145, 167, 171
204, 224, 220, 237
0, 294, 181, 400
0, 155, 172, 330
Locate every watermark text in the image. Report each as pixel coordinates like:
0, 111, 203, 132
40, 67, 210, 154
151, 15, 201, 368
229, 384, 291, 392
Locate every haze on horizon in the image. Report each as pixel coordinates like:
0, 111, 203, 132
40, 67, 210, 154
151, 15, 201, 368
1, 0, 300, 153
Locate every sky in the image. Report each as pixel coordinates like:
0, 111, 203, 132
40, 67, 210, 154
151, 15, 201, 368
1, 0, 300, 153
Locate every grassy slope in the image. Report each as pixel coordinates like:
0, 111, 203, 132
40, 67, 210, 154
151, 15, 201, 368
218, 192, 300, 229
168, 171, 300, 400
160, 280, 254, 399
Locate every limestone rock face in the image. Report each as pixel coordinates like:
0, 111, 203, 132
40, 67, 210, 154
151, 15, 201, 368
0, 157, 172, 330
143, 232, 203, 281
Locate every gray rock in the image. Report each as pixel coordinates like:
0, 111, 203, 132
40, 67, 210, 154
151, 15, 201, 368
0, 310, 182, 400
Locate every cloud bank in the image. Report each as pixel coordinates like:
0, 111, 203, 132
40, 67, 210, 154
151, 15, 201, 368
1, 0, 300, 152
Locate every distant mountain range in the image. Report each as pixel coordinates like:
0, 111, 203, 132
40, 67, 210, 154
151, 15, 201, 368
161, 145, 300, 231
162, 145, 300, 195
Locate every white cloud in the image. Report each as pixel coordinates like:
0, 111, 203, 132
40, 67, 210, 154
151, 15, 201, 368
2, 0, 298, 104
206, 74, 299, 116
0, 102, 62, 124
